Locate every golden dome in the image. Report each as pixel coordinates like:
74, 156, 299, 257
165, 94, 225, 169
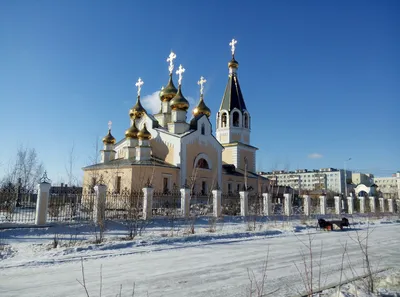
170, 85, 189, 111
159, 74, 178, 102
137, 123, 152, 140
129, 97, 146, 119
193, 95, 211, 117
102, 129, 116, 145
228, 57, 239, 69
125, 120, 139, 139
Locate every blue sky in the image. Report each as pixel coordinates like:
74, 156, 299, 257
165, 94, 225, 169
0, 0, 399, 183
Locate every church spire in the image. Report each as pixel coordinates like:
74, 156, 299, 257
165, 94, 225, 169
193, 76, 211, 118
219, 38, 247, 112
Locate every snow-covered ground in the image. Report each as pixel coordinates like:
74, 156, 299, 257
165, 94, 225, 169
1, 215, 400, 297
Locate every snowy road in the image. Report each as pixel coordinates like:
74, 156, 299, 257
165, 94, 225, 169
1, 223, 400, 297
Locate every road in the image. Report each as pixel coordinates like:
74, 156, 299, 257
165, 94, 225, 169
1, 223, 400, 297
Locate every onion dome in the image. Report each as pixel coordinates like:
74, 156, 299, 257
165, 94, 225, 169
125, 120, 139, 139
137, 123, 152, 140
228, 57, 239, 69
102, 129, 116, 145
193, 95, 211, 117
170, 85, 189, 111
129, 97, 146, 119
159, 74, 178, 102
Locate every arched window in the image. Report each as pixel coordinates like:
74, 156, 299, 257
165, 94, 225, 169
217, 113, 220, 128
244, 113, 249, 128
233, 112, 240, 127
196, 158, 209, 169
221, 113, 227, 127
201, 123, 205, 135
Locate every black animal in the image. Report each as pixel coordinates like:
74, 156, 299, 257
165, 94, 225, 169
317, 218, 333, 231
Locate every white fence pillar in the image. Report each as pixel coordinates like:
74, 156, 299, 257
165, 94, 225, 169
303, 195, 311, 216
93, 184, 107, 225
284, 193, 292, 216
334, 196, 341, 215
388, 199, 394, 213
262, 193, 272, 216
379, 198, 385, 212
359, 197, 365, 213
369, 196, 376, 213
347, 196, 354, 214
239, 191, 248, 217
180, 187, 191, 218
142, 187, 154, 220
319, 195, 327, 215
35, 182, 51, 225
212, 189, 222, 217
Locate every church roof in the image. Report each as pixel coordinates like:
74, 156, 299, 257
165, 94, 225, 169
219, 74, 247, 112
82, 157, 178, 170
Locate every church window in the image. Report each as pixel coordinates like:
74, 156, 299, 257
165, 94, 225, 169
236, 184, 241, 192
233, 112, 240, 127
163, 177, 169, 194
201, 181, 207, 195
115, 176, 121, 194
217, 113, 220, 128
221, 113, 227, 127
201, 123, 205, 135
244, 113, 249, 128
196, 158, 209, 169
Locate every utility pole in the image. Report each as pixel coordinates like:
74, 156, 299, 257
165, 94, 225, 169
344, 158, 352, 197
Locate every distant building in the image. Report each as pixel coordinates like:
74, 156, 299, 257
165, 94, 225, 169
352, 172, 374, 187
374, 172, 400, 199
258, 168, 352, 194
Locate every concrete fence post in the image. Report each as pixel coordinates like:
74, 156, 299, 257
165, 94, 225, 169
359, 197, 365, 213
93, 184, 107, 225
303, 195, 311, 216
262, 193, 272, 216
334, 196, 341, 215
284, 193, 292, 216
369, 196, 376, 213
142, 186, 154, 220
379, 198, 385, 213
239, 191, 249, 217
388, 198, 394, 213
35, 182, 51, 225
347, 196, 354, 214
319, 195, 327, 215
212, 189, 222, 217
180, 187, 191, 218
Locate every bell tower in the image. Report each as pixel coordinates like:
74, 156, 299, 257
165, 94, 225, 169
216, 39, 257, 173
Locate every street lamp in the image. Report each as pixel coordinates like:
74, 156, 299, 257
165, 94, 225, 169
344, 158, 352, 197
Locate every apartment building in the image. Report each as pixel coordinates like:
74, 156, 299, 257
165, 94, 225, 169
259, 168, 352, 194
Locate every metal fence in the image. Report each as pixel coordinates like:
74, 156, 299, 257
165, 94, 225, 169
152, 189, 181, 216
190, 192, 213, 215
0, 188, 37, 223
221, 192, 240, 215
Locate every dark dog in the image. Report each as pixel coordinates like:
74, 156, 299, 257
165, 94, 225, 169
340, 217, 350, 229
317, 218, 333, 231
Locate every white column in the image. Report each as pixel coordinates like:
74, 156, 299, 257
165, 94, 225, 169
303, 195, 311, 216
284, 193, 291, 216
239, 191, 249, 217
347, 196, 354, 214
379, 198, 385, 212
262, 193, 272, 216
334, 196, 341, 215
359, 197, 365, 213
212, 189, 222, 217
180, 187, 191, 218
319, 195, 327, 215
35, 182, 51, 225
142, 187, 154, 220
388, 198, 394, 213
369, 196, 376, 213
94, 184, 107, 225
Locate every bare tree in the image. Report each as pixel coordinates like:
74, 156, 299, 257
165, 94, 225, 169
65, 142, 78, 186
1, 146, 44, 191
